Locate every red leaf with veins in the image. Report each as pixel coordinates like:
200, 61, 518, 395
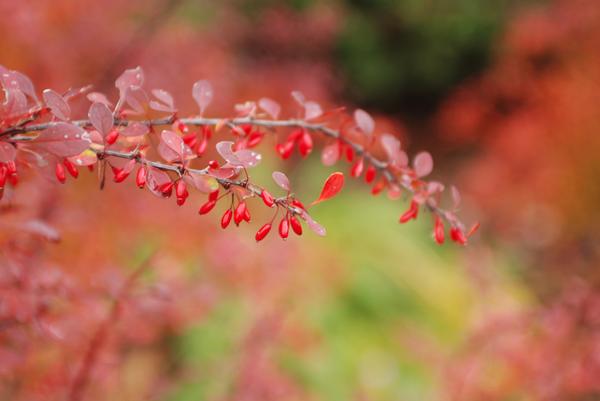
33, 123, 91, 157
272, 171, 290, 191
413, 151, 434, 178
312, 172, 344, 205
354, 109, 374, 136
88, 102, 113, 136
43, 89, 70, 121
192, 80, 213, 115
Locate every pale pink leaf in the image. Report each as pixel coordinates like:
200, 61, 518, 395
258, 97, 280, 119
413, 151, 434, 178
207, 168, 236, 179
216, 141, 236, 163
354, 109, 375, 136
86, 92, 112, 106
43, 89, 70, 121
192, 80, 213, 115
115, 66, 144, 94
291, 90, 305, 106
88, 102, 113, 136
321, 142, 340, 166
159, 130, 188, 162
184, 172, 218, 193
0, 142, 16, 162
451, 185, 461, 210
18, 220, 60, 242
232, 149, 262, 168
68, 149, 97, 166
304, 101, 322, 120
125, 86, 148, 114
120, 122, 149, 137
234, 101, 256, 117
150, 89, 176, 112
272, 171, 290, 191
33, 123, 91, 157
300, 210, 326, 236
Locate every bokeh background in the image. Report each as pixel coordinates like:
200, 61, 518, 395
2, 0, 600, 400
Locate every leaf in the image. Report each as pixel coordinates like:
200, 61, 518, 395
232, 149, 262, 168
300, 210, 326, 236
311, 172, 344, 205
354, 109, 374, 136
413, 151, 434, 178
115, 66, 144, 94
124, 86, 148, 114
451, 185, 461, 210
234, 101, 256, 117
87, 92, 112, 106
192, 80, 213, 115
43, 89, 70, 121
207, 167, 236, 179
18, 220, 60, 242
0, 142, 16, 162
216, 141, 236, 163
291, 90, 305, 106
33, 123, 91, 157
88, 102, 113, 136
159, 130, 191, 162
185, 172, 218, 193
272, 171, 290, 191
321, 142, 340, 166
120, 122, 149, 137
68, 149, 97, 166
258, 97, 280, 119
150, 89, 176, 112
304, 101, 322, 120
146, 167, 171, 198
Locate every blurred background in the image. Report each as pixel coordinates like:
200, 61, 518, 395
1, 0, 600, 400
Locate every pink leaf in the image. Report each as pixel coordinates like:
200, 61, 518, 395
216, 141, 236, 163
146, 167, 171, 198
291, 90, 305, 106
120, 122, 149, 137
413, 151, 434, 178
87, 92, 112, 106
11, 71, 37, 102
0, 142, 16, 162
124, 86, 148, 114
207, 168, 236, 179
68, 150, 97, 166
272, 171, 290, 191
380, 134, 408, 168
33, 123, 91, 157
43, 89, 70, 121
258, 97, 281, 119
88, 102, 113, 136
185, 172, 218, 193
232, 149, 262, 168
150, 89, 176, 112
311, 172, 344, 205
304, 101, 322, 120
451, 185, 461, 210
234, 101, 256, 117
115, 66, 144, 94
300, 210, 326, 236
354, 109, 374, 136
321, 142, 340, 166
159, 130, 190, 162
192, 80, 213, 115
18, 220, 60, 242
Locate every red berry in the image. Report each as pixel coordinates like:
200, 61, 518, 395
450, 227, 467, 245
113, 168, 129, 183
261, 190, 275, 207
136, 166, 146, 189
298, 131, 313, 157
291, 199, 305, 210
175, 180, 189, 206
198, 200, 217, 215
276, 141, 294, 160
221, 209, 233, 228
345, 146, 354, 162
290, 216, 303, 236
5, 161, 17, 176
208, 160, 220, 169
255, 223, 272, 242
371, 179, 386, 195
0, 165, 7, 188
209, 189, 219, 202
350, 158, 364, 178
246, 131, 264, 148
365, 165, 376, 183
399, 200, 419, 223
105, 129, 119, 145
55, 163, 66, 184
279, 218, 289, 239
158, 181, 174, 197
63, 158, 78, 178
243, 207, 251, 222
434, 216, 445, 245
234, 202, 247, 225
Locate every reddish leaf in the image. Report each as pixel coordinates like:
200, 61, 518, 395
192, 80, 213, 115
0, 142, 16, 163
184, 172, 218, 193
158, 130, 192, 162
115, 66, 144, 94
300, 210, 326, 236
86, 92, 112, 106
258, 97, 280, 119
354, 109, 374, 136
321, 141, 340, 166
233, 149, 262, 168
88, 102, 113, 136
451, 185, 461, 210
304, 101, 322, 120
312, 172, 344, 205
43, 89, 70, 121
272, 171, 290, 191
33, 123, 91, 157
413, 151, 434, 178
124, 86, 148, 114
120, 122, 149, 137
